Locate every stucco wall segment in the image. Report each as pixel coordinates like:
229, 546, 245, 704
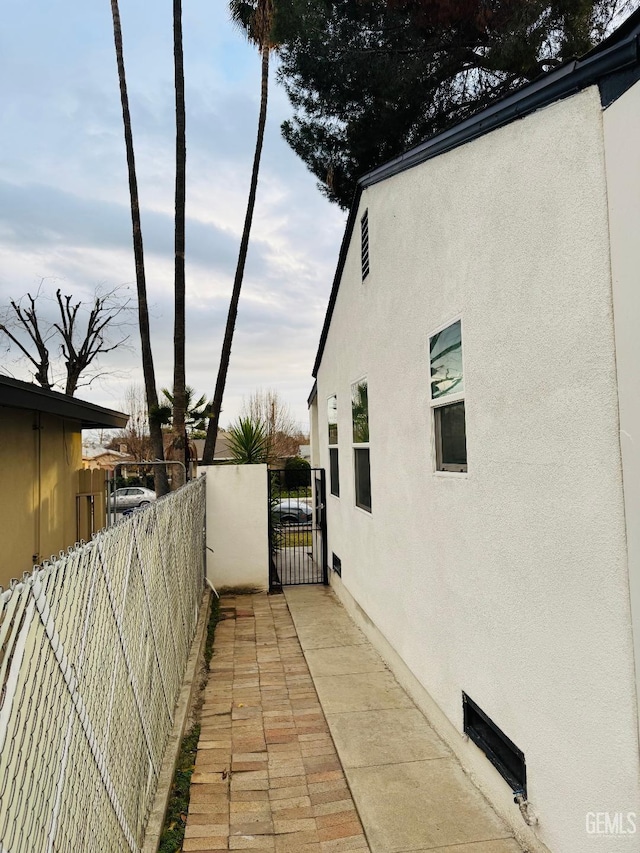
603, 76, 640, 760
315, 86, 640, 853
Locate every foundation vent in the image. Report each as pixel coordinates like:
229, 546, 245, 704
332, 553, 342, 576
463, 693, 526, 796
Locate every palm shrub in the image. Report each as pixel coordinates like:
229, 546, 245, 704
227, 417, 269, 464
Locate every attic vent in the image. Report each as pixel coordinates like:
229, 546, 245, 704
463, 693, 526, 796
361, 209, 369, 280
332, 553, 342, 576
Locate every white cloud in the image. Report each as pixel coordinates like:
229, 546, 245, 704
0, 0, 346, 428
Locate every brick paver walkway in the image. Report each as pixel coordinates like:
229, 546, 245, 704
184, 593, 370, 853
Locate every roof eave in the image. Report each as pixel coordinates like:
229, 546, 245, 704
311, 13, 640, 379
0, 376, 129, 429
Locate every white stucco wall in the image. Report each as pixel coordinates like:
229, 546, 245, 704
314, 85, 640, 853
604, 80, 640, 752
309, 395, 320, 467
203, 464, 269, 592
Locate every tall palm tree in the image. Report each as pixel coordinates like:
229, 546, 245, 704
201, 0, 275, 464
109, 0, 169, 495
161, 386, 214, 433
172, 0, 187, 486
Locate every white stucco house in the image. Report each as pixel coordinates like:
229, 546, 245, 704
309, 11, 640, 853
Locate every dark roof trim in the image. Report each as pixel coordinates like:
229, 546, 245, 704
361, 27, 639, 190
312, 10, 640, 378
307, 381, 318, 408
312, 193, 362, 377
0, 375, 129, 429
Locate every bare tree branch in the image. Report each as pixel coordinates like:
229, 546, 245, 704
0, 282, 134, 395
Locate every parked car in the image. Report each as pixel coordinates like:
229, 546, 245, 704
110, 487, 156, 511
272, 499, 312, 525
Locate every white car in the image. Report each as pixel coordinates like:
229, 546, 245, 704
110, 487, 156, 511
272, 499, 312, 525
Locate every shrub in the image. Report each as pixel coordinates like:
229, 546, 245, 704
284, 456, 310, 489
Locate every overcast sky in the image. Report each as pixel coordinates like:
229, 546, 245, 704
0, 0, 345, 431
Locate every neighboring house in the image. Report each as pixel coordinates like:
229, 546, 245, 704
309, 13, 640, 853
82, 445, 135, 472
192, 433, 234, 465
0, 376, 128, 587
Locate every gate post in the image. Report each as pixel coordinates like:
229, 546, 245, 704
268, 469, 282, 593
317, 469, 329, 585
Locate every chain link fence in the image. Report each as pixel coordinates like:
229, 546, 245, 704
0, 475, 206, 853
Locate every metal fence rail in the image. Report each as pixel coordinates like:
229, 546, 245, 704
0, 475, 206, 853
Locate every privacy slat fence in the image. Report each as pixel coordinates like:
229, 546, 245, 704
0, 475, 206, 853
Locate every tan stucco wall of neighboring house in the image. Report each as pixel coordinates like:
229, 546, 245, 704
82, 450, 134, 471
0, 409, 84, 587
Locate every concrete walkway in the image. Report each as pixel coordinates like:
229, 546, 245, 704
184, 587, 523, 853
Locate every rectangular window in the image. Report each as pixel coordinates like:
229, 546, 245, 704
361, 209, 369, 281
329, 448, 340, 497
328, 396, 339, 497
430, 319, 467, 473
352, 379, 371, 511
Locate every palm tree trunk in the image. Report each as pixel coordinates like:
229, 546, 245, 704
172, 0, 187, 486
202, 42, 270, 464
110, 0, 169, 496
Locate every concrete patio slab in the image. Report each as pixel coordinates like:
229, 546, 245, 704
294, 622, 368, 650
304, 645, 387, 678
313, 671, 415, 714
397, 840, 523, 853
325, 708, 450, 767
345, 760, 513, 853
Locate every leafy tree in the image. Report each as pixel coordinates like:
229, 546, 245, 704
284, 455, 310, 488
108, 384, 154, 461
202, 0, 277, 464
0, 284, 132, 395
226, 416, 269, 463
276, 0, 635, 207
110, 0, 169, 495
240, 388, 307, 462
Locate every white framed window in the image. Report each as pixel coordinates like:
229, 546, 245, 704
328, 395, 339, 497
351, 378, 371, 511
429, 318, 467, 473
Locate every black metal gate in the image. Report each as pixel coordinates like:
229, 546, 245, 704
268, 467, 328, 590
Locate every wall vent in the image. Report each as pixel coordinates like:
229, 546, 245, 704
463, 693, 526, 796
361, 210, 370, 280
332, 553, 342, 576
